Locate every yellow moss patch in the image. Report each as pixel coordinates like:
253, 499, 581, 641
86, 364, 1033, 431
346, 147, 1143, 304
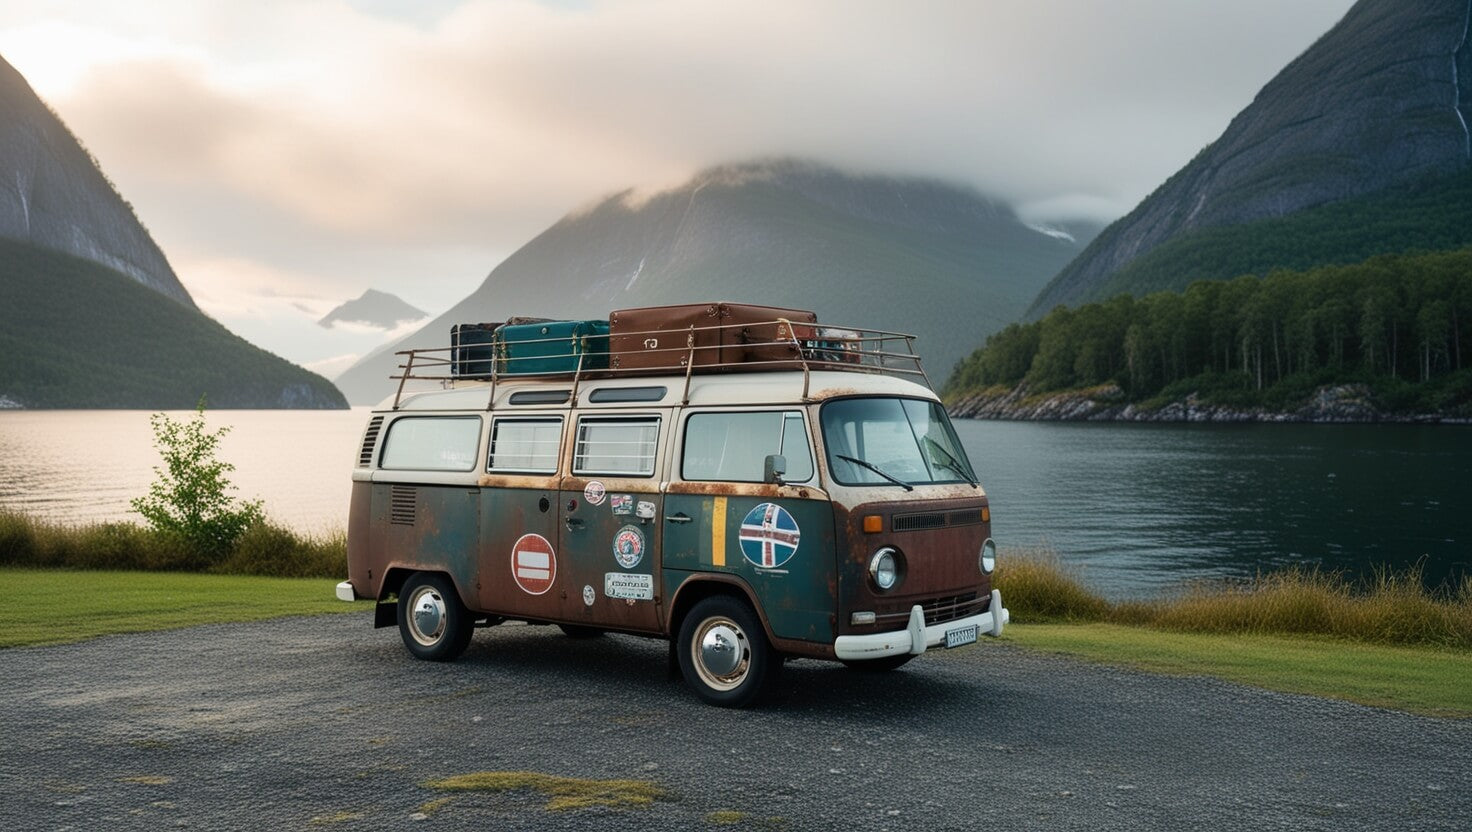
423, 771, 670, 811
707, 809, 750, 824
418, 797, 454, 816
118, 775, 173, 786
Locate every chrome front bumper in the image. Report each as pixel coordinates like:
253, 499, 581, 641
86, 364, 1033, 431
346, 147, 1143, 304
335, 581, 357, 602
833, 589, 1009, 661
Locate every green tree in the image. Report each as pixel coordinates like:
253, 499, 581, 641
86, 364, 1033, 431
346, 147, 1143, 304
131, 398, 263, 560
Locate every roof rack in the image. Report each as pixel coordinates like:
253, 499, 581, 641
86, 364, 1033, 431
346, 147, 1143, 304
389, 318, 930, 410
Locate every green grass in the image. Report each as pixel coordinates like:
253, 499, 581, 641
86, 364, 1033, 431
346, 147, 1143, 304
1006, 623, 1472, 718
996, 551, 1472, 648
0, 510, 346, 577
0, 568, 366, 647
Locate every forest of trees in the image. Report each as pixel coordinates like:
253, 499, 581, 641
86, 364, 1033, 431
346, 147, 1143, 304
946, 248, 1472, 414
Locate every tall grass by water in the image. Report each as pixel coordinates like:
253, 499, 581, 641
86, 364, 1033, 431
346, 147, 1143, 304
0, 510, 345, 578
996, 549, 1472, 649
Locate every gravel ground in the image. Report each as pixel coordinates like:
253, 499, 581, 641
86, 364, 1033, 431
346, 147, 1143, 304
1, 614, 1467, 832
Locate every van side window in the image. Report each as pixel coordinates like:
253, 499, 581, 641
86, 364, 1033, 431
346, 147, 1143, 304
488, 417, 563, 473
682, 411, 813, 483
379, 416, 481, 471
573, 417, 660, 477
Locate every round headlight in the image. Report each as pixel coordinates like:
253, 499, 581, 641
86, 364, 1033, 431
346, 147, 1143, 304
869, 547, 899, 590
980, 538, 997, 574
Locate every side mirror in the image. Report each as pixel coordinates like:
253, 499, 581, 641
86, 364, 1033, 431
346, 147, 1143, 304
763, 454, 788, 485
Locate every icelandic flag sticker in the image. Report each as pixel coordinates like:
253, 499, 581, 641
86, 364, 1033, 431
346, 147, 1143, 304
738, 503, 801, 569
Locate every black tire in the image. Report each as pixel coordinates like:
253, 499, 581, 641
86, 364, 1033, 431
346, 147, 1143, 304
558, 624, 605, 639
840, 653, 916, 672
676, 596, 781, 708
397, 572, 474, 661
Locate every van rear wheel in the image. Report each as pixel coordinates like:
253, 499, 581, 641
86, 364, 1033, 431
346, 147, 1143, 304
677, 596, 779, 708
397, 572, 474, 661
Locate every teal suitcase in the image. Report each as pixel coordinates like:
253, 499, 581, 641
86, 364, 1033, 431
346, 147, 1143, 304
497, 320, 611, 375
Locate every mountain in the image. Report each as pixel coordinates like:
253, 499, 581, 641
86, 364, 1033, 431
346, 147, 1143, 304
1029, 0, 1472, 315
335, 159, 1101, 404
0, 55, 193, 306
0, 54, 345, 409
319, 289, 427, 330
0, 239, 346, 408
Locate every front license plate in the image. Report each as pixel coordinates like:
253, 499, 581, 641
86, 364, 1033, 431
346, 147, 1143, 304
945, 624, 978, 649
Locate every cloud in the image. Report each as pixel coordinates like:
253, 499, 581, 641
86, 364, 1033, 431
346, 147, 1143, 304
0, 0, 1358, 364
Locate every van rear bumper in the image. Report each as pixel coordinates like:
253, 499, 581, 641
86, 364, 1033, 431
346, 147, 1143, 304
833, 589, 1008, 661
335, 581, 357, 602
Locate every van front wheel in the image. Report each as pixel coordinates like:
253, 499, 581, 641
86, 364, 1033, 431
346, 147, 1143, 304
677, 596, 779, 708
397, 572, 474, 661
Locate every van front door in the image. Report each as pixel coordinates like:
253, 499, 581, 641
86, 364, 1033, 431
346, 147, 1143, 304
557, 412, 668, 633
478, 414, 564, 618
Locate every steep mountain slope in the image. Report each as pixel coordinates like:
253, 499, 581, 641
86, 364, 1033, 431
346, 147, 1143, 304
1029, 0, 1472, 314
319, 289, 426, 330
0, 55, 193, 306
0, 239, 344, 408
336, 160, 1099, 404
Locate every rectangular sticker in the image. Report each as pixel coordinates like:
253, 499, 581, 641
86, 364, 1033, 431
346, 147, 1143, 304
604, 572, 654, 600
710, 496, 727, 567
611, 494, 633, 515
636, 500, 656, 520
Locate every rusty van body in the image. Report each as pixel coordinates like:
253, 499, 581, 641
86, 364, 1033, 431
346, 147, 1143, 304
338, 315, 1008, 707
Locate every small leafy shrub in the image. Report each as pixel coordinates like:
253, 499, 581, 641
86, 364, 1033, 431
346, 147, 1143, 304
130, 399, 263, 562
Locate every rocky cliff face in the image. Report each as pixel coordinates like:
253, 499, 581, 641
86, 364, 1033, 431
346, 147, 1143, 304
335, 159, 1100, 404
0, 54, 194, 307
1030, 0, 1472, 314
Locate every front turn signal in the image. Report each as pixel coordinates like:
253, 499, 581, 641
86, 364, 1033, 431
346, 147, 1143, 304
981, 506, 990, 523
863, 514, 883, 533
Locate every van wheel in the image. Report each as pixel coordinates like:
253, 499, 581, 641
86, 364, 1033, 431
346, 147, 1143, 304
677, 596, 779, 708
840, 654, 915, 672
558, 624, 605, 639
397, 572, 474, 661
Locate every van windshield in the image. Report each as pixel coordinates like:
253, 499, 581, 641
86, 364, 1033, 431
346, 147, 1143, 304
819, 397, 976, 487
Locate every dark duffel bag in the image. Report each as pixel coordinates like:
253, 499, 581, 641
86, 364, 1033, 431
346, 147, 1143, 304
450, 322, 503, 378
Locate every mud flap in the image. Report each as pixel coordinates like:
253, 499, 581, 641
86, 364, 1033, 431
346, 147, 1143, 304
374, 601, 397, 629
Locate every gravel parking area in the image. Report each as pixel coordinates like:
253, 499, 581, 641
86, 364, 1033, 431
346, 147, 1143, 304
2, 615, 1467, 831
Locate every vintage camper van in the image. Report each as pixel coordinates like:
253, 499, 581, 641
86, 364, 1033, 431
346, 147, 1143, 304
337, 304, 1007, 707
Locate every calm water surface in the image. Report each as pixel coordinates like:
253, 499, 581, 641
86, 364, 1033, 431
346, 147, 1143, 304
1, 410, 1466, 596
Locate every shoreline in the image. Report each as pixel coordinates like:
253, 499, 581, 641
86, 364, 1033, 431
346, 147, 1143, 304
947, 382, 1472, 424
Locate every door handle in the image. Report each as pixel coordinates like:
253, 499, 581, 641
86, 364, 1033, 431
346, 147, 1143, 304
666, 513, 692, 524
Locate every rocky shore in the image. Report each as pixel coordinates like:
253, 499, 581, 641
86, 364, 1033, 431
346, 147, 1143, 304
947, 383, 1468, 424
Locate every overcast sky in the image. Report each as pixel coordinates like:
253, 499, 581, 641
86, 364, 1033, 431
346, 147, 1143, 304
0, 0, 1357, 376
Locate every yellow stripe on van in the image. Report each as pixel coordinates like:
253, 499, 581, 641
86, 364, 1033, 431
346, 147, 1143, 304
711, 496, 727, 567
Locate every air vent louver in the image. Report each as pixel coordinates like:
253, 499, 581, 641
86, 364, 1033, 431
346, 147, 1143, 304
358, 416, 384, 466
389, 485, 416, 526
891, 508, 986, 531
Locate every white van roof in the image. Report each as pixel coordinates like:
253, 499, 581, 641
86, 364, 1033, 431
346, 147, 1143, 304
381, 370, 939, 412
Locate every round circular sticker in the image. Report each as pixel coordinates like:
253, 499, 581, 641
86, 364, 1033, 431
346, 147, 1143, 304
510, 533, 556, 595
582, 585, 596, 606
583, 481, 607, 507
738, 503, 801, 569
612, 524, 645, 569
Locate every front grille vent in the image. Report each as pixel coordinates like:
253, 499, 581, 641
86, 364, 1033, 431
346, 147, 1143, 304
358, 416, 384, 466
873, 592, 984, 626
389, 486, 416, 526
891, 508, 986, 532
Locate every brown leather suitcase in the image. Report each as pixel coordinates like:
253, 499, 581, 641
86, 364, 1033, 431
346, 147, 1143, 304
608, 303, 818, 371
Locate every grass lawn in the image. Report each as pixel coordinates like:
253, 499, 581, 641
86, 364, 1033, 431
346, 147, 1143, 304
0, 568, 368, 648
1007, 623, 1472, 719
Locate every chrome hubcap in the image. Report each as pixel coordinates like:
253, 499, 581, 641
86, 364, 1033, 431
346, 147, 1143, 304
692, 616, 750, 691
408, 586, 446, 646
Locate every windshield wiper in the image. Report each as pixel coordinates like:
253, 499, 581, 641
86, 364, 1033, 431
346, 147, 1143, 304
835, 454, 913, 491
924, 438, 977, 488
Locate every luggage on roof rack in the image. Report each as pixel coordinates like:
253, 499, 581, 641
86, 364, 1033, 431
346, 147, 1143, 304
450, 322, 502, 378
608, 303, 819, 372
497, 319, 611, 375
